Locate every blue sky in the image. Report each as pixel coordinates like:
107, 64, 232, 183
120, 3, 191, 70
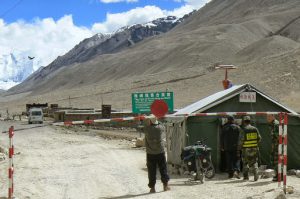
0, 0, 210, 89
1, 0, 187, 27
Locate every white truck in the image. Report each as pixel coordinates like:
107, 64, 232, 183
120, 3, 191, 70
28, 108, 44, 124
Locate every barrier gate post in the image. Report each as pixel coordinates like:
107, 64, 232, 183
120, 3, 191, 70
283, 113, 288, 193
8, 126, 14, 199
278, 113, 288, 193
278, 113, 283, 187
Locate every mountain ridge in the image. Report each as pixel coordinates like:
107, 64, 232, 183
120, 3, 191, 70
1, 0, 300, 113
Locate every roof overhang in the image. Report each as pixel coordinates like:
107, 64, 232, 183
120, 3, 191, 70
174, 84, 298, 116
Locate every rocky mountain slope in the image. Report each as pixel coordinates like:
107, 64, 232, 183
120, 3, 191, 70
8, 14, 193, 94
50, 15, 190, 70
1, 0, 300, 113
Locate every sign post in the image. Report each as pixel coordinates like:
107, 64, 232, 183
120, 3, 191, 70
132, 91, 174, 114
102, 104, 111, 119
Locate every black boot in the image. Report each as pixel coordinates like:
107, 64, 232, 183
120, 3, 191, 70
149, 187, 156, 193
163, 183, 170, 191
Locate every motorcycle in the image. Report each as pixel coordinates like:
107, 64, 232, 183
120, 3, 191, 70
181, 139, 215, 183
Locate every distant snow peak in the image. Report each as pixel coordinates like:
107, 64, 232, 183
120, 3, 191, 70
0, 51, 39, 89
143, 22, 156, 28
115, 26, 130, 34
114, 16, 179, 33
153, 16, 178, 24
0, 81, 19, 90
95, 33, 112, 40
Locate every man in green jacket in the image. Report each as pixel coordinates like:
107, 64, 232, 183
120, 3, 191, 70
144, 116, 170, 193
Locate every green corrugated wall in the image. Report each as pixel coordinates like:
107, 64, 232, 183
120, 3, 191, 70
185, 93, 300, 170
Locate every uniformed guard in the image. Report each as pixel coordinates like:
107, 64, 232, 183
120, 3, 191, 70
240, 116, 261, 181
267, 114, 280, 182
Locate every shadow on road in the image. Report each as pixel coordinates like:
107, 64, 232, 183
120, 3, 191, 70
169, 182, 200, 186
99, 192, 160, 199
243, 181, 274, 187
215, 179, 245, 184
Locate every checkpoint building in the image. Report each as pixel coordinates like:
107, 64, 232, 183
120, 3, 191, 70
165, 84, 300, 171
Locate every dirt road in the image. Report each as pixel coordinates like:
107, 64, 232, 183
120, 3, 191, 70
0, 121, 299, 199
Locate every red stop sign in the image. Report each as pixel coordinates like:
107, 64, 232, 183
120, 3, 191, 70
151, 100, 169, 118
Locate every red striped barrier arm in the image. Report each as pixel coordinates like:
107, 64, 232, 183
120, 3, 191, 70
55, 115, 148, 126
189, 112, 284, 117
53, 112, 298, 127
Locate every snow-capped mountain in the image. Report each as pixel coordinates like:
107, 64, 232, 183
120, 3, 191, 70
23, 14, 194, 77
0, 51, 40, 90
6, 12, 195, 92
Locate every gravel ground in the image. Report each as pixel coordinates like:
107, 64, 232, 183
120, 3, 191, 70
0, 120, 299, 199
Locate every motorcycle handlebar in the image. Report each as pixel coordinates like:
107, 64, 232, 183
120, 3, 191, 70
195, 137, 208, 145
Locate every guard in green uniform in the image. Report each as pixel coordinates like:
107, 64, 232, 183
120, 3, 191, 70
267, 114, 279, 182
240, 116, 261, 181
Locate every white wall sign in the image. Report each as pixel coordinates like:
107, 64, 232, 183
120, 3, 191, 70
239, 92, 256, 103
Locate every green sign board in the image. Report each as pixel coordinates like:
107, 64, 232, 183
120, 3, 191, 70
132, 92, 174, 114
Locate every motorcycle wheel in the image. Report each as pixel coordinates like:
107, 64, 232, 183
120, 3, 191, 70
205, 163, 215, 179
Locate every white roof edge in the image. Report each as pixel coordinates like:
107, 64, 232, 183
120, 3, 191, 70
195, 89, 246, 113
174, 84, 245, 115
253, 87, 298, 115
174, 83, 298, 115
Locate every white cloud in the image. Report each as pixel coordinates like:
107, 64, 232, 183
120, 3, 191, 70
186, 0, 211, 7
0, 16, 93, 68
174, 0, 211, 8
92, 1, 210, 33
0, 1, 209, 67
0, 0, 211, 89
166, 4, 195, 17
92, 6, 165, 33
0, 81, 19, 90
100, 0, 138, 3
93, 0, 213, 33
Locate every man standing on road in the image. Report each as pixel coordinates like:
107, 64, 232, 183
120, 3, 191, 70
144, 116, 170, 193
221, 115, 242, 179
240, 116, 261, 181
267, 114, 280, 182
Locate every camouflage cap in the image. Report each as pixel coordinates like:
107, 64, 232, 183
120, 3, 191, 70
243, 116, 251, 121
227, 115, 234, 121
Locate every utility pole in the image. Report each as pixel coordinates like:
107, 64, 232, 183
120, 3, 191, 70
6, 108, 9, 120
68, 96, 71, 108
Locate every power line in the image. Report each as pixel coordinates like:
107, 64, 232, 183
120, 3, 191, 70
0, 0, 24, 18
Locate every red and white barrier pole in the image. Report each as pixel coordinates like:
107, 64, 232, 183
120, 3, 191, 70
278, 113, 283, 186
283, 113, 288, 193
53, 111, 300, 126
8, 126, 14, 199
